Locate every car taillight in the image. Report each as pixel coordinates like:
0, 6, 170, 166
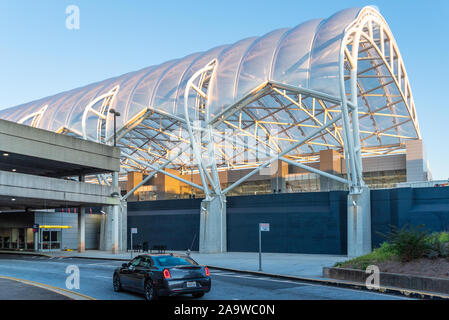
163, 269, 171, 279
205, 267, 210, 276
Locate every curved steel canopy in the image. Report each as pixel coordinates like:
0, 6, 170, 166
0, 6, 420, 195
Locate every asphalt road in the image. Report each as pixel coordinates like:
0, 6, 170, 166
0, 254, 408, 300
0, 278, 71, 300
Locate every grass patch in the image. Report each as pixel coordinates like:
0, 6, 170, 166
334, 227, 449, 270
335, 242, 397, 270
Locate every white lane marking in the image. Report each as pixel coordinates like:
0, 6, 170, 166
211, 272, 238, 276
85, 263, 119, 267
212, 273, 305, 285
94, 275, 111, 279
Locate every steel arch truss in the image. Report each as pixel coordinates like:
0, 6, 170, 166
210, 81, 351, 194
338, 6, 420, 191
49, 7, 420, 197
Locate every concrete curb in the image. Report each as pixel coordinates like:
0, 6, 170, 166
0, 275, 96, 300
324, 267, 449, 299
0, 251, 129, 261
63, 255, 130, 261
207, 265, 449, 300
0, 250, 52, 258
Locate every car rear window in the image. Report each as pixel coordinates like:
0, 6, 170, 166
153, 256, 197, 267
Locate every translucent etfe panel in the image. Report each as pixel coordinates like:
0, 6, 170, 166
66, 83, 108, 136
209, 37, 257, 117
234, 28, 288, 100
65, 74, 121, 136
44, 77, 118, 133
122, 66, 155, 122
0, 99, 38, 122
151, 53, 202, 116
0, 99, 43, 124
39, 89, 84, 132
309, 7, 361, 96
397, 121, 417, 139
127, 60, 179, 122
31, 91, 70, 130
110, 68, 152, 129
174, 45, 229, 119
72, 74, 133, 137
271, 19, 322, 87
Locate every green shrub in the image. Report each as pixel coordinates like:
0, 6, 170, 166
438, 232, 449, 244
426, 232, 449, 259
384, 225, 430, 262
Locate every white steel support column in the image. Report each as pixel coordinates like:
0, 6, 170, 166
183, 59, 227, 253
347, 186, 371, 257
340, 14, 375, 257
199, 195, 226, 253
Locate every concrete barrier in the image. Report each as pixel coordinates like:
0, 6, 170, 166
323, 267, 449, 295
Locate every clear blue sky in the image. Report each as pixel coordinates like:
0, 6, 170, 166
0, 0, 448, 179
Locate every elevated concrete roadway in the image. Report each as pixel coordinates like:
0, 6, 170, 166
0, 118, 124, 254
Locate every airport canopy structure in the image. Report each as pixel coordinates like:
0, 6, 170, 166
0, 6, 420, 198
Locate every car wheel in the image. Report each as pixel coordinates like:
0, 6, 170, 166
113, 273, 122, 292
144, 280, 157, 301
192, 292, 205, 298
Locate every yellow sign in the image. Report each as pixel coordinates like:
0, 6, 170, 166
39, 225, 72, 229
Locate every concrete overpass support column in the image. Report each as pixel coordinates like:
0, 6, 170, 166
34, 231, 38, 251
111, 172, 120, 254
100, 205, 114, 251
199, 195, 226, 253
78, 207, 86, 252
347, 186, 372, 257
24, 229, 28, 250
99, 208, 108, 251
120, 201, 127, 252
111, 205, 119, 254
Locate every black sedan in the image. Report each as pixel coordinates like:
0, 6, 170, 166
113, 253, 211, 300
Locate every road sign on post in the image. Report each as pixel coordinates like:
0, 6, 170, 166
130, 228, 138, 258
258, 223, 270, 271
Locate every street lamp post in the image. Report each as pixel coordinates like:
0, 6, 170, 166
109, 108, 120, 147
